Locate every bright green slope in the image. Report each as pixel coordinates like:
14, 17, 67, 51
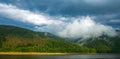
0, 25, 119, 53
0, 25, 94, 53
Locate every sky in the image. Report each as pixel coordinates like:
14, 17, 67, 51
0, 0, 119, 39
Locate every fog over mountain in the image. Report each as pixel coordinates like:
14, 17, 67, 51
0, 0, 120, 40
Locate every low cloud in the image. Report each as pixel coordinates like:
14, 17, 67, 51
0, 3, 117, 41
57, 16, 116, 40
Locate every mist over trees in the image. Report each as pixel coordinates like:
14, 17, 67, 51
0, 25, 120, 53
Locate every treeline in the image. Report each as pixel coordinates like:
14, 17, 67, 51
0, 25, 120, 53
0, 35, 96, 53
84, 36, 120, 53
0, 25, 96, 53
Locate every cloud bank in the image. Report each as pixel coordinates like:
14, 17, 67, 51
0, 3, 63, 25
58, 16, 116, 39
0, 3, 117, 41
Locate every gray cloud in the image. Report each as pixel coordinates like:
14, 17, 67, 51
1, 0, 120, 16
0, 3, 117, 41
110, 19, 120, 23
0, 0, 119, 42
0, 0, 120, 28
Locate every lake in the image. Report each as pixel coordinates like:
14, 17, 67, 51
0, 54, 120, 59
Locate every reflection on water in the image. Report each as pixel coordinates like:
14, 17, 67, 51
0, 54, 120, 59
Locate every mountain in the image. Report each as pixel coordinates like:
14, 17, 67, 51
83, 34, 120, 53
0, 25, 119, 53
0, 25, 93, 53
71, 29, 120, 53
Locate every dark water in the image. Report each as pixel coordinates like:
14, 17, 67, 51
0, 54, 120, 59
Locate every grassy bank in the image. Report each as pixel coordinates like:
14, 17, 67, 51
0, 52, 98, 55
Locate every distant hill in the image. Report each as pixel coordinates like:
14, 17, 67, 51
0, 25, 57, 38
83, 33, 120, 53
0, 25, 93, 53
71, 29, 120, 53
0, 25, 119, 53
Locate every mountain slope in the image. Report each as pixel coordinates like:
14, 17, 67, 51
0, 25, 119, 53
83, 35, 120, 53
0, 25, 93, 52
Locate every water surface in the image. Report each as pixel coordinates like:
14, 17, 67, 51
0, 54, 120, 59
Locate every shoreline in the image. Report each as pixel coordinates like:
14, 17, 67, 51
0, 52, 119, 55
0, 52, 69, 55
0, 52, 98, 55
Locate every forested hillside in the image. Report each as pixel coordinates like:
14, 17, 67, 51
83, 35, 120, 53
0, 25, 94, 53
0, 25, 119, 53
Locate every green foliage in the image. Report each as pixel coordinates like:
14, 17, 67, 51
0, 25, 94, 53
84, 36, 120, 53
0, 35, 93, 53
0, 34, 6, 48
0, 25, 120, 53
110, 37, 120, 53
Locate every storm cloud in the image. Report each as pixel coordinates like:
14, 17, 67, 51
0, 0, 120, 16
0, 3, 117, 40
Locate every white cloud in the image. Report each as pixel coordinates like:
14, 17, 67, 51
57, 16, 116, 39
0, 3, 63, 25
0, 3, 117, 41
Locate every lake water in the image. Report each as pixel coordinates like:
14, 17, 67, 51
0, 54, 120, 59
